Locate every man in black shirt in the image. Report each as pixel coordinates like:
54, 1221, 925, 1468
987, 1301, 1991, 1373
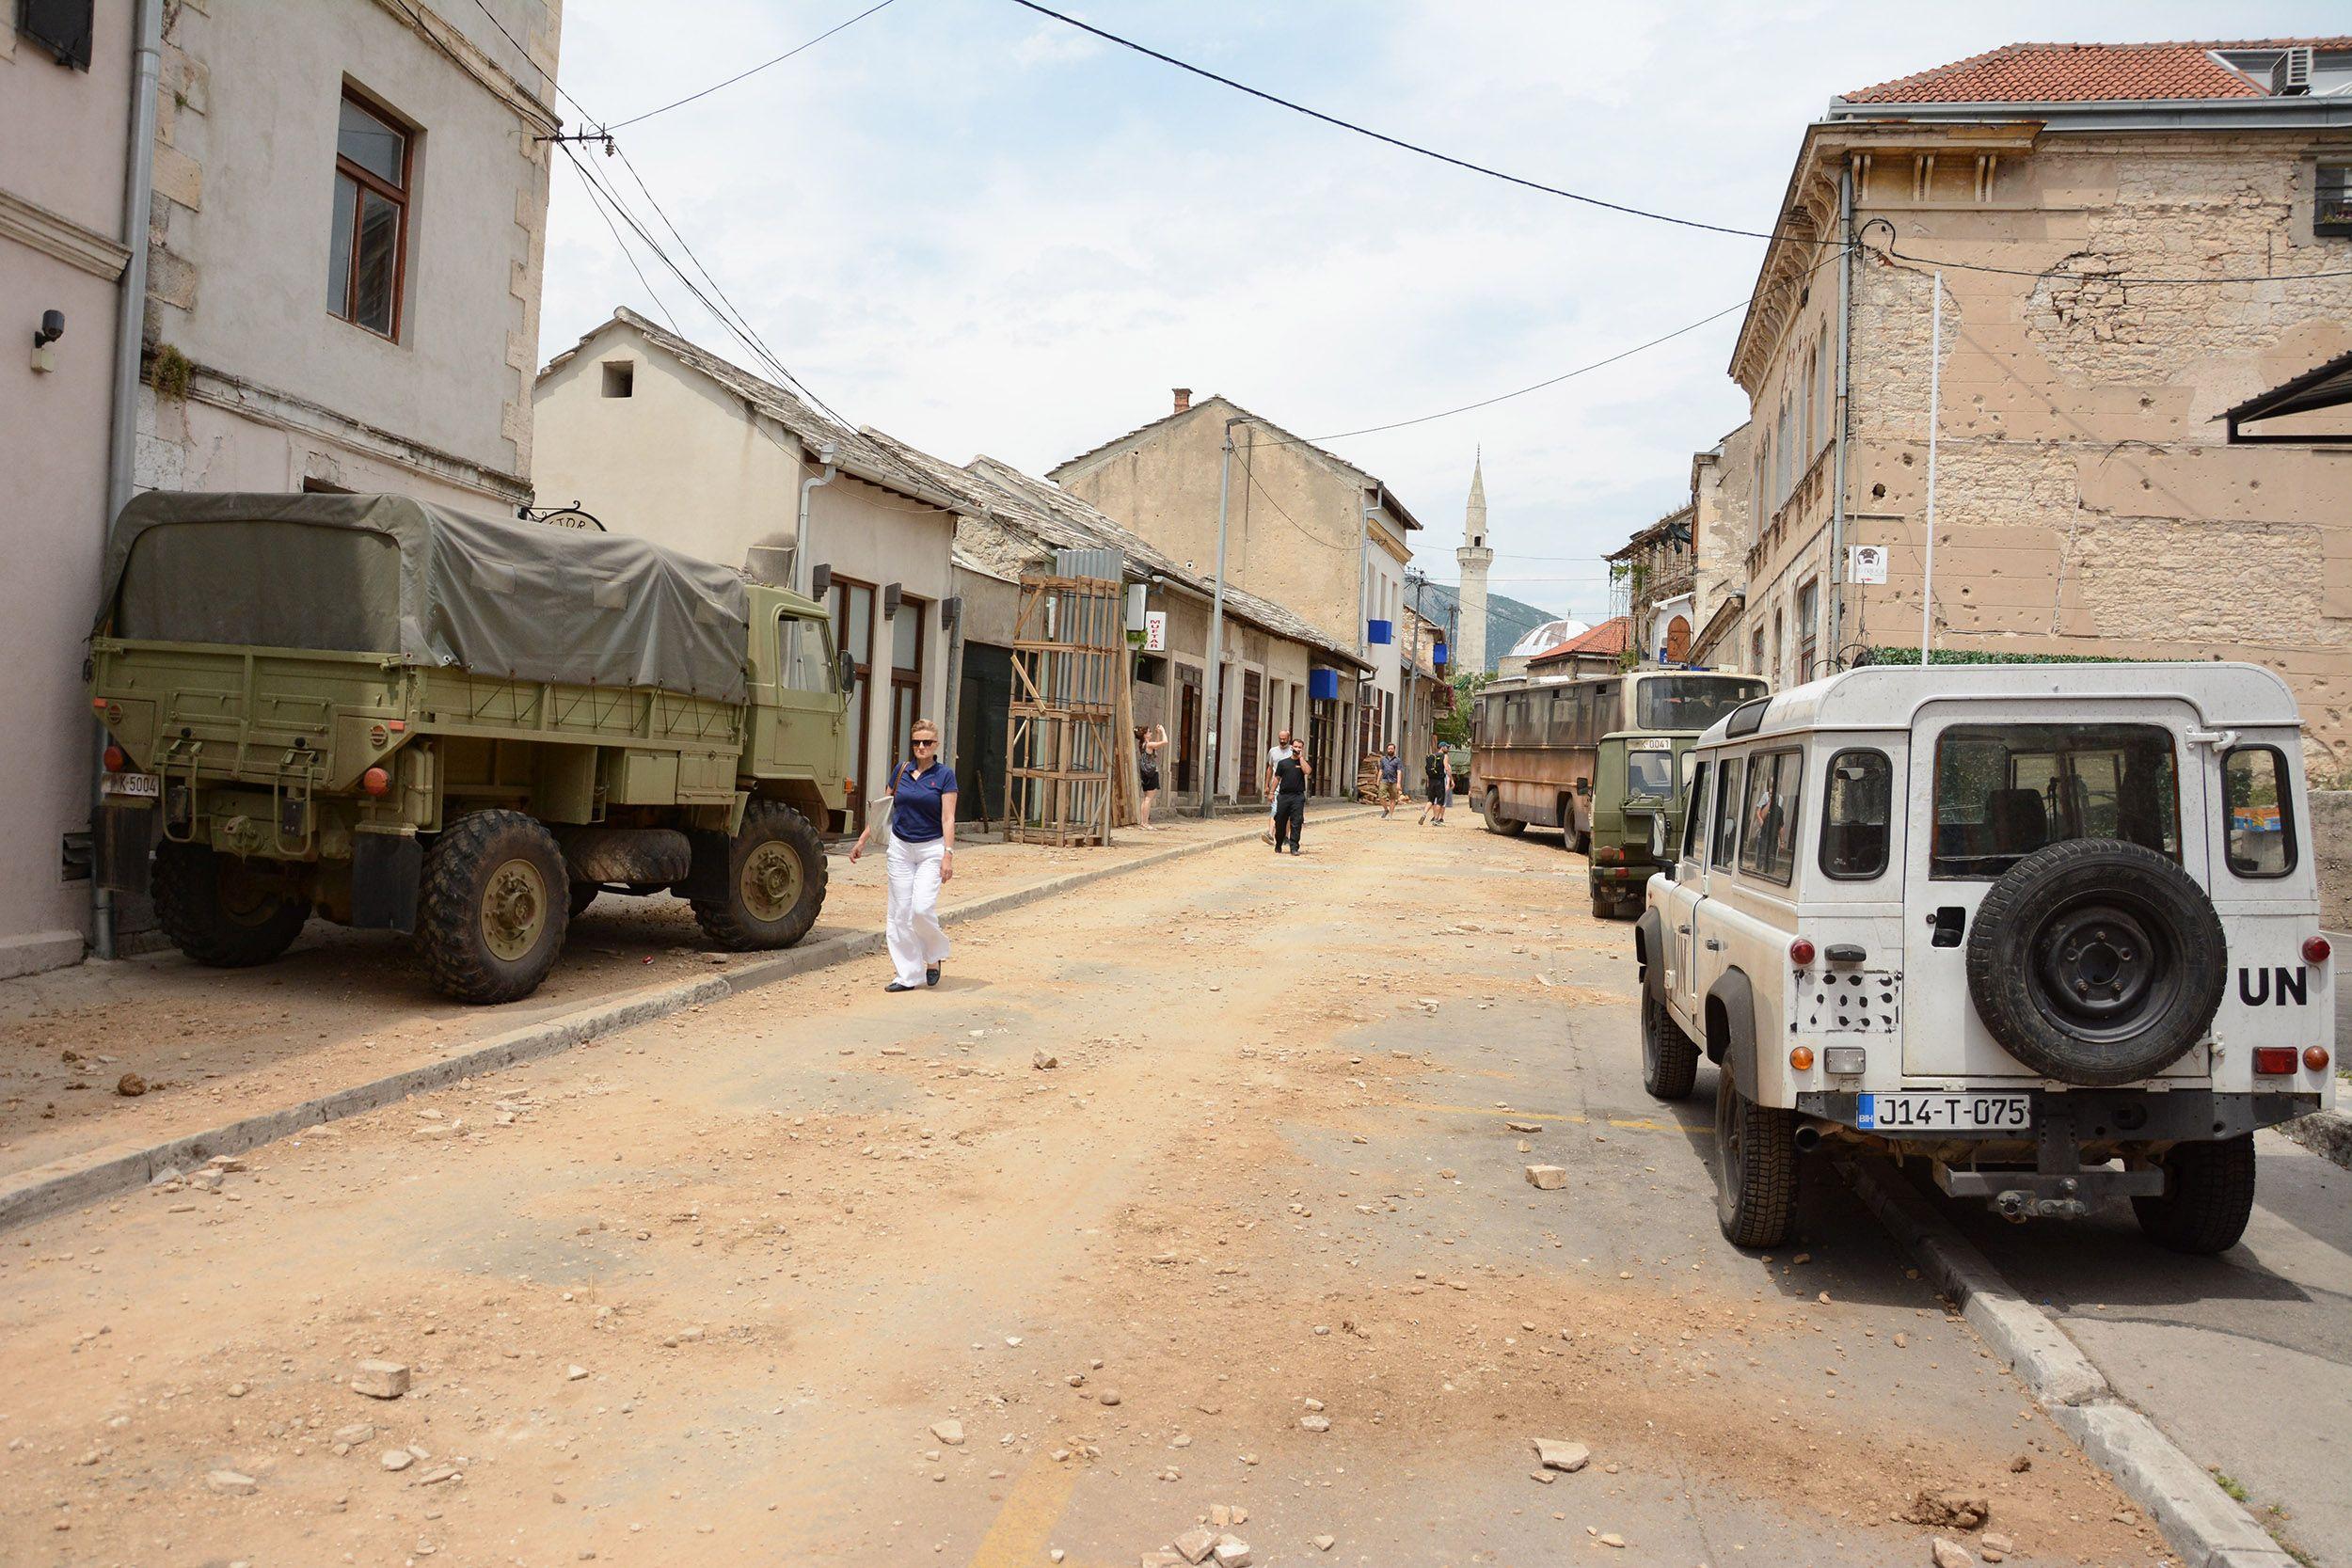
1272, 749, 1310, 853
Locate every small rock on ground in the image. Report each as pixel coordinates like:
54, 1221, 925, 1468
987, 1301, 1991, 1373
1931, 1539, 1975, 1568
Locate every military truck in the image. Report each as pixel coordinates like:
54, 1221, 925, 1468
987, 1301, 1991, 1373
88, 492, 850, 1005
1585, 731, 1696, 920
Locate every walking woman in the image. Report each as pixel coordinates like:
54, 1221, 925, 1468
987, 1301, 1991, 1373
1135, 722, 1168, 830
849, 720, 956, 992
1419, 739, 1451, 827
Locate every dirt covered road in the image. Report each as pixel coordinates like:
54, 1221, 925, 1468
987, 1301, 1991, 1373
0, 815, 2173, 1566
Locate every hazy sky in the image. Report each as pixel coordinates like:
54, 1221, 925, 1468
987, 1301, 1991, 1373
536, 1, 2347, 623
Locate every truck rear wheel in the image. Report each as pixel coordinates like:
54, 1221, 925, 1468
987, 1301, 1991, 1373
1713, 1069, 1799, 1247
1482, 789, 1524, 835
417, 810, 569, 1005
693, 801, 827, 951
1642, 992, 1699, 1100
152, 842, 310, 968
2132, 1134, 2256, 1255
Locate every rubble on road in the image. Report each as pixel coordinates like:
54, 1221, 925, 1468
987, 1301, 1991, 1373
1525, 1164, 1567, 1189
1903, 1490, 1990, 1529
1534, 1437, 1590, 1472
930, 1418, 964, 1446
1931, 1539, 1975, 1568
205, 1468, 257, 1495
349, 1360, 409, 1400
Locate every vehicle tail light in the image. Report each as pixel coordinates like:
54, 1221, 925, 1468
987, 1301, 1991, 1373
2306, 1047, 2331, 1072
103, 744, 129, 772
2304, 936, 2330, 964
2252, 1046, 2297, 1075
360, 767, 391, 797
1823, 1045, 1867, 1075
1788, 937, 1817, 967
1788, 1046, 1814, 1070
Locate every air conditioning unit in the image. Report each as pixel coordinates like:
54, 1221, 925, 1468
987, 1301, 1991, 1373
2275, 46, 2313, 95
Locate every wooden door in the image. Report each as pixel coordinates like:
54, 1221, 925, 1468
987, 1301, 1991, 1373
1239, 671, 1263, 801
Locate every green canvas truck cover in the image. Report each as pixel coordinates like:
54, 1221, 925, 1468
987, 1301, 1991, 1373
97, 492, 751, 704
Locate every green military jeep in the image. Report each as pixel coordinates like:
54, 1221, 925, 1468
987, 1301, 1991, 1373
88, 492, 850, 1004
1586, 732, 1694, 920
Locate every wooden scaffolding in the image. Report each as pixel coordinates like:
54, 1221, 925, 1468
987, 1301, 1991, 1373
1007, 571, 1134, 847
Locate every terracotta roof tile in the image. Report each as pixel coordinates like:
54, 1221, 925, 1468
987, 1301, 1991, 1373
1841, 39, 2350, 104
1528, 615, 1629, 665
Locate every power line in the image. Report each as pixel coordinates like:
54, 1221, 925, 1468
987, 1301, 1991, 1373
1002, 0, 1793, 246
563, 150, 682, 335
1004, 0, 2352, 288
608, 0, 899, 131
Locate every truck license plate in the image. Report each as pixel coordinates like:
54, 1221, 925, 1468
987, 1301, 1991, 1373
102, 772, 161, 800
1858, 1092, 2031, 1132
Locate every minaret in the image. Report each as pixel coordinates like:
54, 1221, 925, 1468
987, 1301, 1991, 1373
1455, 451, 1492, 674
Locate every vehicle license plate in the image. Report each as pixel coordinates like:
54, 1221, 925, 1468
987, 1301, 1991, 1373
1857, 1092, 2031, 1132
102, 772, 161, 800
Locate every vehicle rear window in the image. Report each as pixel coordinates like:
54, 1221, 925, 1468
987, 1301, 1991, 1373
1820, 749, 1891, 879
1737, 749, 1803, 884
1626, 746, 1676, 799
1638, 675, 1768, 732
2221, 746, 2296, 878
1931, 723, 2178, 879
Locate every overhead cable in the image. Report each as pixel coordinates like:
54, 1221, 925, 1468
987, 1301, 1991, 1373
1004, 0, 2352, 287
607, 0, 900, 131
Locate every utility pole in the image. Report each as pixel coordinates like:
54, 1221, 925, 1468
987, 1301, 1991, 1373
1202, 418, 1238, 819
1919, 270, 1942, 668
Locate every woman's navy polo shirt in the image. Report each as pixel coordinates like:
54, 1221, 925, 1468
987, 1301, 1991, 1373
890, 762, 957, 843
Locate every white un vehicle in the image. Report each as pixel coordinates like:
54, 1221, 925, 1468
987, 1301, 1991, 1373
1633, 663, 2335, 1254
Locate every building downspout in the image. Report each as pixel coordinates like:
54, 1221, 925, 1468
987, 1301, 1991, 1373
1824, 160, 1855, 669
93, 0, 165, 961
794, 443, 837, 596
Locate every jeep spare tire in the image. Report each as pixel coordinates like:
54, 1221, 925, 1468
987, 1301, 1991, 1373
1964, 838, 2225, 1087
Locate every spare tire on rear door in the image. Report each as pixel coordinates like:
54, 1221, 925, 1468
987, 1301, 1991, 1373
1963, 838, 2225, 1087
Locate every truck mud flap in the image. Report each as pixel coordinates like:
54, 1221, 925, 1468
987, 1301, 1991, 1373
352, 832, 421, 933
674, 828, 732, 903
94, 800, 155, 895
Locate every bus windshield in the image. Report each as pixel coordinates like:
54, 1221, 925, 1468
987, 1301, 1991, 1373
1638, 675, 1767, 732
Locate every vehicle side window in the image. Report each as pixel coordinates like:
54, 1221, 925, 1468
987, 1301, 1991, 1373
1820, 749, 1892, 879
2222, 746, 2296, 878
779, 615, 834, 693
1711, 756, 1743, 867
1738, 749, 1802, 885
1682, 761, 1711, 865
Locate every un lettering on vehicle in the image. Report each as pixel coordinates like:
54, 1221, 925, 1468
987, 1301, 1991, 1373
2235, 964, 2310, 1006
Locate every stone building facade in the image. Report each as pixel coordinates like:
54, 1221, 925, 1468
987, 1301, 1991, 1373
1049, 393, 1424, 788
135, 0, 560, 507
1727, 40, 2352, 760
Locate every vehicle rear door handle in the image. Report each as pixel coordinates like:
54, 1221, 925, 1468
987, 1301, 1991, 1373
1676, 926, 1691, 934
1704, 939, 1723, 951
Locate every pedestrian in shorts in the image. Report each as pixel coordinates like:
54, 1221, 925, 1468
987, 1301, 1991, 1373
1419, 740, 1451, 826
1271, 745, 1309, 852
1377, 743, 1402, 817
1263, 728, 1298, 844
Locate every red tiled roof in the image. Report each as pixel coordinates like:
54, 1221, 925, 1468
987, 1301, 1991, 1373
1528, 616, 1629, 665
1840, 40, 2350, 104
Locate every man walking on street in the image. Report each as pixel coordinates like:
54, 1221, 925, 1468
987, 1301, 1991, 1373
1377, 743, 1402, 818
1263, 727, 1297, 845
1272, 744, 1310, 853
1419, 739, 1451, 826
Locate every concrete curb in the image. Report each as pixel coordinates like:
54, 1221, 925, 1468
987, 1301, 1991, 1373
0, 807, 1370, 1235
1838, 1159, 2296, 1568
2276, 1107, 2352, 1169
